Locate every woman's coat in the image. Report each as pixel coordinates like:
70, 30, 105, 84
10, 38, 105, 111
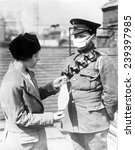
0, 63, 58, 150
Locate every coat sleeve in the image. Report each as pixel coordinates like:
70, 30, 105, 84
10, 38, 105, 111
38, 82, 59, 100
29, 69, 59, 100
0, 82, 54, 128
99, 56, 118, 121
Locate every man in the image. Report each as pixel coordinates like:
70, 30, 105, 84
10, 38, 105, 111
61, 18, 118, 150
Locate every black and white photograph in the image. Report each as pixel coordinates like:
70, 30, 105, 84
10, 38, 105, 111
0, 0, 132, 149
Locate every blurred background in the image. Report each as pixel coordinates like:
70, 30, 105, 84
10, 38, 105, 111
0, 0, 117, 45
0, 0, 118, 149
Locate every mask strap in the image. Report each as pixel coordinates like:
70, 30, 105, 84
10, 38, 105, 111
86, 34, 95, 42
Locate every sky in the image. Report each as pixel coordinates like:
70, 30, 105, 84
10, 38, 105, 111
0, 0, 109, 33
40, 0, 109, 26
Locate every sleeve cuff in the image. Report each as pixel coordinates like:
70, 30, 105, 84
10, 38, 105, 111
42, 112, 54, 126
48, 81, 60, 93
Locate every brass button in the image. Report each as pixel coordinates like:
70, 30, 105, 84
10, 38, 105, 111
72, 100, 75, 103
72, 89, 75, 92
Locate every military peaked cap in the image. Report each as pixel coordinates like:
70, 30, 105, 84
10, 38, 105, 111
70, 18, 101, 35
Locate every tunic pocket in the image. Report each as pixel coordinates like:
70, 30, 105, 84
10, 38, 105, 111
86, 102, 105, 112
80, 68, 99, 81
80, 68, 100, 90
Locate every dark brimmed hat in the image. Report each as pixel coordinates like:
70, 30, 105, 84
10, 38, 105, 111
9, 33, 41, 60
70, 18, 101, 35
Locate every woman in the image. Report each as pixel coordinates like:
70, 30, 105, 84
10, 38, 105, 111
0, 33, 65, 150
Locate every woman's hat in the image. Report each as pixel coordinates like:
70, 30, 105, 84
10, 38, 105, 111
9, 33, 41, 60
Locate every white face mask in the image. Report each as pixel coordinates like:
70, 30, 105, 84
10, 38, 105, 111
72, 34, 95, 48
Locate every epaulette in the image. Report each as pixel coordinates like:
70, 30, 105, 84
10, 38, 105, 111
95, 49, 108, 56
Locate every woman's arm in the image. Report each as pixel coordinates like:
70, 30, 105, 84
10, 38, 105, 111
39, 76, 67, 100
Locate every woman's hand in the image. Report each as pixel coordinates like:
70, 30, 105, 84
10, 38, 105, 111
53, 76, 68, 88
53, 111, 65, 121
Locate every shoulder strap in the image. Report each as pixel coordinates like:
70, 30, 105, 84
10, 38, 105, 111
94, 50, 107, 73
95, 54, 103, 73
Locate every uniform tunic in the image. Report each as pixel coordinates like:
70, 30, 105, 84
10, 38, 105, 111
61, 50, 118, 133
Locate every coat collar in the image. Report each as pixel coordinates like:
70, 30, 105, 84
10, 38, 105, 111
9, 62, 41, 102
21, 77, 41, 101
